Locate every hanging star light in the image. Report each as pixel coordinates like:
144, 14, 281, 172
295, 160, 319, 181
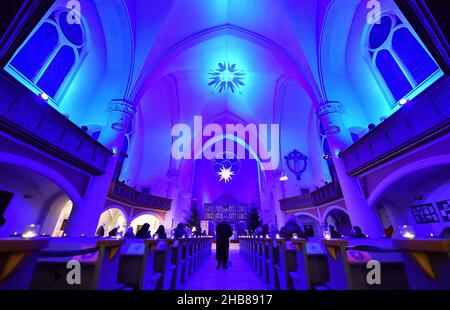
217, 166, 235, 183
208, 62, 245, 94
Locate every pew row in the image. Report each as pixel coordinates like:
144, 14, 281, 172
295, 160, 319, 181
392, 238, 450, 290
118, 236, 212, 290
30, 237, 125, 290
0, 237, 51, 290
322, 239, 409, 290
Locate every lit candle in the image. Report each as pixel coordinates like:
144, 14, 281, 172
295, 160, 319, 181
22, 231, 37, 238
22, 224, 38, 238
400, 225, 415, 239
292, 233, 298, 239
276, 234, 280, 239
323, 230, 331, 240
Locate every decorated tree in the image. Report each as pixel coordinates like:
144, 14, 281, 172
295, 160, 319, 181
248, 206, 262, 234
187, 206, 200, 228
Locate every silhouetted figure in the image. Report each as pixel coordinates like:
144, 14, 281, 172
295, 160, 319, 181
439, 227, 450, 239
329, 225, 342, 238
280, 218, 306, 240
368, 123, 376, 131
154, 225, 167, 239
215, 221, 233, 269
135, 223, 151, 238
108, 226, 119, 237
96, 223, 105, 237
350, 226, 367, 239
194, 226, 203, 237
174, 223, 187, 239
260, 224, 269, 237
202, 230, 207, 236
124, 227, 135, 238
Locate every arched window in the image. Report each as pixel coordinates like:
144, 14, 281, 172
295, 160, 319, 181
367, 14, 441, 105
5, 9, 88, 104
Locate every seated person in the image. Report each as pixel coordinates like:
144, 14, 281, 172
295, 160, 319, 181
108, 225, 119, 237
96, 223, 105, 237
268, 223, 279, 238
280, 218, 306, 240
194, 226, 203, 237
350, 226, 367, 239
135, 223, 151, 238
260, 224, 269, 237
329, 225, 342, 238
154, 225, 167, 239
124, 226, 135, 238
174, 223, 187, 239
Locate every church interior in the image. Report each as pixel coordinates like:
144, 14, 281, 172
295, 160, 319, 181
0, 0, 449, 292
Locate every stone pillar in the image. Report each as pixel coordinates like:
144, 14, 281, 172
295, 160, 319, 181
317, 101, 381, 237
65, 99, 136, 236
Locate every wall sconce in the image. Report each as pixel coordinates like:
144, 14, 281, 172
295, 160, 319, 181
322, 154, 332, 160
279, 171, 288, 181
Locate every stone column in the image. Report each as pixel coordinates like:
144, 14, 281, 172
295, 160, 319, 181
317, 101, 381, 237
65, 99, 136, 236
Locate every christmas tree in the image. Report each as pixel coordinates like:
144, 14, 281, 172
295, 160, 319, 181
187, 206, 200, 228
248, 206, 262, 234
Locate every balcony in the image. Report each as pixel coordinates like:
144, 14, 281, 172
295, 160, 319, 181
340, 75, 450, 176
0, 73, 112, 175
280, 182, 343, 212
108, 181, 172, 211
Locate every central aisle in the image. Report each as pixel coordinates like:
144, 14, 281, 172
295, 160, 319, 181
185, 243, 268, 290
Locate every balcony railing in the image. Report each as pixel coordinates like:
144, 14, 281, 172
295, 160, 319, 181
310, 182, 343, 205
108, 181, 172, 211
280, 182, 343, 212
0, 73, 112, 175
340, 75, 450, 176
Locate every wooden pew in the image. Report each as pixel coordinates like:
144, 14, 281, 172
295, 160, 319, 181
263, 237, 277, 289
392, 238, 450, 290
274, 238, 291, 290
154, 238, 175, 290
30, 237, 125, 290
255, 237, 264, 277
171, 239, 185, 290
322, 239, 409, 290
0, 237, 50, 290
117, 238, 160, 290
182, 238, 193, 282
289, 239, 329, 290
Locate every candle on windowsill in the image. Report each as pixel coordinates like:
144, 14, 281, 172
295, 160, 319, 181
22, 224, 38, 238
400, 225, 415, 239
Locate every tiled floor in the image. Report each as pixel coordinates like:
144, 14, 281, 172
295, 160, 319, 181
185, 244, 268, 290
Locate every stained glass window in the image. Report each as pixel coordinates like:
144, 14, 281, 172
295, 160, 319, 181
6, 9, 87, 103
367, 14, 441, 106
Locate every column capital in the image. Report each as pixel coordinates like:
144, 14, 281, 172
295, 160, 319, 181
317, 101, 344, 119
108, 99, 136, 116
